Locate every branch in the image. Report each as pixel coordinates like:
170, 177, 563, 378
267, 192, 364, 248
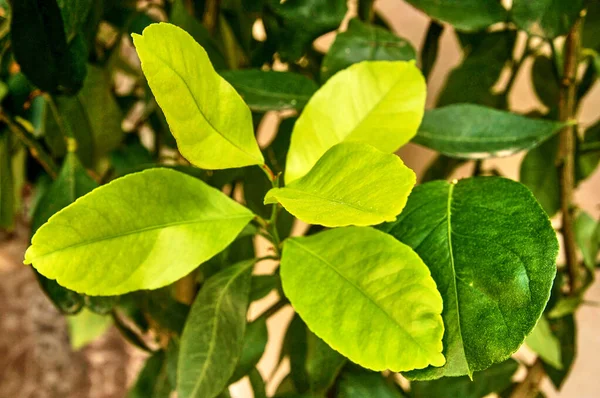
510, 359, 545, 398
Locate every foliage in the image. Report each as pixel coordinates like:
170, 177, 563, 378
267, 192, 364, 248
0, 1, 598, 397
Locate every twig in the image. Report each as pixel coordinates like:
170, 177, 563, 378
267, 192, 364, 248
509, 359, 545, 398
0, 109, 58, 178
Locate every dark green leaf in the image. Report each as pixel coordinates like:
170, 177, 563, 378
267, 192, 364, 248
583, 1, 600, 51
437, 30, 515, 107
421, 21, 444, 80
531, 56, 559, 109
336, 366, 403, 398
411, 359, 519, 398
250, 274, 279, 302
11, 0, 87, 94
380, 177, 558, 379
305, 331, 346, 394
109, 134, 154, 178
511, 0, 585, 38
57, 0, 93, 42
544, 315, 576, 389
414, 104, 565, 159
0, 131, 14, 229
283, 315, 310, 393
421, 155, 467, 183
265, 0, 347, 61
220, 70, 318, 112
178, 260, 254, 398
577, 120, 600, 182
520, 135, 560, 216
144, 289, 190, 334
321, 18, 416, 82
404, 0, 507, 31
128, 351, 172, 398
249, 368, 267, 398
230, 317, 269, 382
85, 295, 119, 315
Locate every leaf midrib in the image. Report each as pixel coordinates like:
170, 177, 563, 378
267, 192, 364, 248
29, 214, 251, 261
289, 239, 436, 358
274, 187, 378, 214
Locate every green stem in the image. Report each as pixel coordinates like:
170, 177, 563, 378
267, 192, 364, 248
357, 0, 375, 22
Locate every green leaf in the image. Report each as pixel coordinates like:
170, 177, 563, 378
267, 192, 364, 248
143, 290, 190, 334
169, 0, 227, 70
321, 19, 416, 82
305, 331, 347, 394
437, 30, 515, 107
544, 315, 576, 389
250, 274, 279, 302
0, 131, 14, 229
128, 351, 172, 398
336, 366, 404, 398
411, 359, 519, 398
531, 56, 559, 109
85, 295, 118, 315
57, 0, 93, 41
265, 0, 347, 61
280, 227, 445, 372
420, 21, 444, 81
230, 317, 269, 382
249, 368, 267, 398
25, 168, 254, 295
109, 134, 154, 178
11, 0, 87, 94
44, 65, 124, 166
526, 316, 562, 369
414, 104, 565, 159
283, 314, 310, 392
30, 152, 97, 313
583, 1, 600, 51
220, 70, 318, 112
178, 260, 253, 398
577, 120, 600, 182
380, 177, 558, 379
133, 23, 264, 169
574, 211, 599, 271
67, 308, 112, 350
404, 0, 507, 31
520, 136, 560, 217
511, 0, 585, 38
266, 143, 415, 227
285, 61, 425, 183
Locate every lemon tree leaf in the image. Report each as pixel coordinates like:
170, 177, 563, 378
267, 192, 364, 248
266, 143, 415, 227
525, 316, 563, 369
404, 0, 507, 31
285, 60, 425, 184
280, 227, 445, 372
133, 23, 263, 169
511, 0, 585, 38
178, 260, 253, 398
380, 177, 558, 379
25, 168, 254, 295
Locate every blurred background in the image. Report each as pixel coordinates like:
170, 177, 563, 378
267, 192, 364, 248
1, 0, 599, 397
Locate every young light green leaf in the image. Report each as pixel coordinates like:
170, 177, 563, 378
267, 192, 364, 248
0, 131, 14, 229
380, 177, 558, 379
68, 308, 112, 350
414, 104, 565, 159
511, 0, 585, 38
220, 70, 318, 112
25, 168, 254, 295
132, 23, 264, 169
178, 260, 253, 398
128, 351, 172, 398
411, 359, 519, 398
404, 0, 507, 31
285, 60, 425, 184
266, 143, 415, 227
281, 227, 445, 372
321, 18, 416, 82
526, 316, 563, 370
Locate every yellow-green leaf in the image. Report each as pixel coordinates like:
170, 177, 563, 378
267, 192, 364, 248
25, 168, 254, 295
281, 227, 445, 372
132, 23, 263, 169
266, 143, 415, 227
285, 61, 425, 183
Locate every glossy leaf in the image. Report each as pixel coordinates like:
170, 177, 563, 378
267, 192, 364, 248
411, 359, 519, 398
266, 143, 415, 227
405, 0, 507, 31
128, 351, 172, 398
380, 177, 558, 379
437, 31, 515, 107
520, 136, 560, 217
511, 0, 585, 38
321, 18, 416, 82
178, 260, 254, 398
280, 227, 445, 372
414, 104, 565, 159
220, 70, 318, 112
133, 23, 264, 169
0, 131, 14, 229
285, 61, 425, 183
336, 366, 404, 398
25, 168, 254, 295
526, 316, 562, 369
230, 317, 269, 382
67, 308, 112, 350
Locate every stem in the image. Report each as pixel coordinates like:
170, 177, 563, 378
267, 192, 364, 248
257, 299, 287, 320
0, 109, 58, 178
202, 0, 219, 34
472, 160, 483, 176
509, 359, 545, 398
557, 18, 582, 296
